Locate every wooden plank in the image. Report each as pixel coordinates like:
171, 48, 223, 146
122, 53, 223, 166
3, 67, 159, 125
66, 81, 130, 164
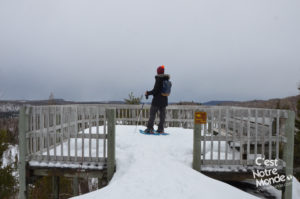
89, 107, 92, 161
218, 109, 221, 165
70, 134, 107, 139
52, 176, 59, 199
81, 107, 85, 162
53, 107, 57, 161
202, 112, 207, 162
232, 109, 236, 161
239, 110, 243, 164
247, 109, 250, 165
60, 107, 64, 157
33, 107, 37, 156
67, 107, 71, 161
283, 111, 295, 199
32, 155, 106, 163
193, 110, 201, 172
254, 109, 258, 161
276, 109, 280, 159
32, 168, 105, 178
225, 108, 229, 162
40, 107, 44, 161
18, 106, 29, 199
202, 159, 242, 165
73, 177, 79, 196
106, 108, 116, 181
262, 110, 265, 158
104, 111, 107, 160
210, 109, 213, 160
269, 110, 272, 159
75, 106, 78, 161
46, 107, 50, 161
96, 107, 99, 159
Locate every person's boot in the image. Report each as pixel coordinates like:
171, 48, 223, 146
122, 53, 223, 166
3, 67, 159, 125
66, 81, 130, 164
144, 128, 154, 134
156, 129, 164, 134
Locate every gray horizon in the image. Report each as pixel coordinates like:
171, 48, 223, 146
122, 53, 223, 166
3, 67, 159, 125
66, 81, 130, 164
0, 0, 299, 103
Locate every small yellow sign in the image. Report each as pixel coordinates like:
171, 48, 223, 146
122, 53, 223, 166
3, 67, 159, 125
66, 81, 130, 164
195, 112, 207, 124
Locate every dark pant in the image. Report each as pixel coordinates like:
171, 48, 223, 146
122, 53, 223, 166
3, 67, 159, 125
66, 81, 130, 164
147, 105, 166, 132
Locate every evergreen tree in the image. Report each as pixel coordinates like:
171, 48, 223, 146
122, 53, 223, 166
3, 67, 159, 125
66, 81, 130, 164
0, 129, 17, 199
124, 92, 142, 105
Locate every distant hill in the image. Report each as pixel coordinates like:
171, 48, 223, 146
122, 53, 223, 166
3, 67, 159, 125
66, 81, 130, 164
1, 95, 299, 113
202, 101, 237, 106
221, 95, 300, 113
0, 99, 125, 113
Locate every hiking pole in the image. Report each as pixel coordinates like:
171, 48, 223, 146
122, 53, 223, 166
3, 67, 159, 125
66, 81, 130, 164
134, 96, 145, 133
134, 103, 145, 133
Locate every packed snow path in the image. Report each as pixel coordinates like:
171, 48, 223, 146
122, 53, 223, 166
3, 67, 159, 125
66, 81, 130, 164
74, 125, 257, 199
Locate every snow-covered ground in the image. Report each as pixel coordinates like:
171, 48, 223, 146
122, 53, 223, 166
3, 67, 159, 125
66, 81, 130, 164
72, 125, 295, 199
2, 144, 18, 168
5, 124, 299, 198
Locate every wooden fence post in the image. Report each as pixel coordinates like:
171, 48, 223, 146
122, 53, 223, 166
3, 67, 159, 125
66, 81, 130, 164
106, 108, 116, 181
52, 176, 60, 199
282, 110, 295, 199
18, 106, 29, 199
73, 177, 79, 196
193, 111, 202, 172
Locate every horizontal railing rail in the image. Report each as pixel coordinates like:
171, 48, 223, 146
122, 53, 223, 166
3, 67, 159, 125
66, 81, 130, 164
22, 105, 115, 169
21, 104, 292, 170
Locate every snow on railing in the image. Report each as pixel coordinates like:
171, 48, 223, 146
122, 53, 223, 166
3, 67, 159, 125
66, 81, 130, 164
18, 104, 295, 199
18, 105, 116, 177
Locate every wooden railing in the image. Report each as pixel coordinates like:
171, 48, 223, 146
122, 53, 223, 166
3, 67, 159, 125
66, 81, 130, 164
18, 104, 295, 199
18, 105, 116, 199
191, 107, 293, 168
20, 105, 115, 168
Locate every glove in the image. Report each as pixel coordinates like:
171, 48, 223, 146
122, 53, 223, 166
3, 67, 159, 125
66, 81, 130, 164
145, 91, 149, 100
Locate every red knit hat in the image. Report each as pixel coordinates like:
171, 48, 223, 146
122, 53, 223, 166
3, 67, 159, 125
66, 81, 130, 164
157, 65, 165, 74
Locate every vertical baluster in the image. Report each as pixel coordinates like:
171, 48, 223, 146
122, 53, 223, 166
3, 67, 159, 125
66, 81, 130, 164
104, 109, 107, 160
89, 107, 92, 161
82, 107, 85, 162
67, 107, 71, 161
96, 107, 99, 159
203, 110, 207, 162
33, 107, 36, 159
225, 108, 229, 163
269, 110, 272, 159
276, 110, 280, 160
262, 110, 265, 159
239, 110, 243, 164
232, 109, 236, 161
54, 106, 57, 161
40, 107, 44, 161
46, 106, 50, 161
75, 106, 78, 162
210, 109, 213, 161
247, 109, 250, 165
60, 106, 64, 160
254, 109, 258, 161
218, 109, 221, 165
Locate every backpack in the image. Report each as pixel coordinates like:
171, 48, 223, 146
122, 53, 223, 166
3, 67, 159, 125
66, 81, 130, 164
161, 80, 172, 96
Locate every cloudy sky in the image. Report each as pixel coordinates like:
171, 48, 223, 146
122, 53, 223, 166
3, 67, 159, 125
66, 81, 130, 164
0, 0, 299, 103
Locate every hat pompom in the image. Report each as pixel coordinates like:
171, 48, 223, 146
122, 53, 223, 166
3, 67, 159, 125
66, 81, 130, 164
157, 65, 165, 74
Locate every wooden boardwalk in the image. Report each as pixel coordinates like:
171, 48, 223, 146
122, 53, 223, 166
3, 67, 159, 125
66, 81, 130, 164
18, 104, 295, 199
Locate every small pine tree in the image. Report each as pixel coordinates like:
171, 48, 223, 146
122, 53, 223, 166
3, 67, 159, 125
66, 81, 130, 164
48, 92, 55, 105
124, 92, 142, 105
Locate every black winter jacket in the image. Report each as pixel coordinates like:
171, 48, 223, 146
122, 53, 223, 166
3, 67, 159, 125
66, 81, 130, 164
147, 74, 170, 107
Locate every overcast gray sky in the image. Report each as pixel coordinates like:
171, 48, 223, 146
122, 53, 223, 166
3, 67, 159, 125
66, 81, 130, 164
0, 0, 299, 103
